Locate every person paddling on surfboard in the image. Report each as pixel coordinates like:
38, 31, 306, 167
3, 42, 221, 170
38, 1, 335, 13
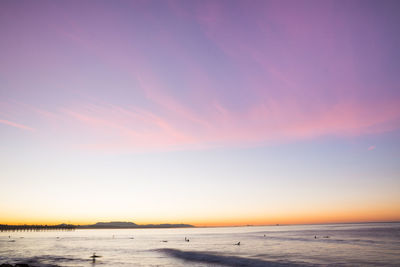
90, 252, 102, 263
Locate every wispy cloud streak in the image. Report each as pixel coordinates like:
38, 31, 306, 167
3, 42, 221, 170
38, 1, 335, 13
19, 95, 397, 153
0, 119, 34, 131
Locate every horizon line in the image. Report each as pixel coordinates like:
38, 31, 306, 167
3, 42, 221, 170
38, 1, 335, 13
2, 220, 399, 228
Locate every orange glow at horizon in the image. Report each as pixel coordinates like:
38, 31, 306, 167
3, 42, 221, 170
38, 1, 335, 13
2, 206, 399, 227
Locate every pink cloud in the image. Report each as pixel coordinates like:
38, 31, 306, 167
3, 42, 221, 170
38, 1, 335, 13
0, 119, 34, 131
368, 146, 376, 151
38, 94, 398, 153
58, 103, 199, 152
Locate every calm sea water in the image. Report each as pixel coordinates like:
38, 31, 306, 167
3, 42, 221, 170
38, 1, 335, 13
1, 223, 399, 266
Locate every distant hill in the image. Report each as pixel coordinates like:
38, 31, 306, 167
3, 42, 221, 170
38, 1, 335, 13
79, 221, 194, 229
87, 222, 138, 228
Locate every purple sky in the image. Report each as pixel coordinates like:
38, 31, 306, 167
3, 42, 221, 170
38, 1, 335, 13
1, 0, 399, 224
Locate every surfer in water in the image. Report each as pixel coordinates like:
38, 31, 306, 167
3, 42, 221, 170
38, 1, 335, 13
90, 253, 101, 263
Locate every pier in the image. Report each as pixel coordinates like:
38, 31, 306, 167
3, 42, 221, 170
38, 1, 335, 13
0, 224, 76, 232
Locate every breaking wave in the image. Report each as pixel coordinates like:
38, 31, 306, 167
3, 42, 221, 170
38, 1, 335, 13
158, 248, 313, 266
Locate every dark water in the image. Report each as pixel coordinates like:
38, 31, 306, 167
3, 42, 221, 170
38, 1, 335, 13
1, 223, 399, 266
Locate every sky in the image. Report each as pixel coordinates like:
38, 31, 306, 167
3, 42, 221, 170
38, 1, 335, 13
1, 0, 400, 226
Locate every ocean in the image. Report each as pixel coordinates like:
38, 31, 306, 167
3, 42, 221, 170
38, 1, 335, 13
1, 223, 399, 266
